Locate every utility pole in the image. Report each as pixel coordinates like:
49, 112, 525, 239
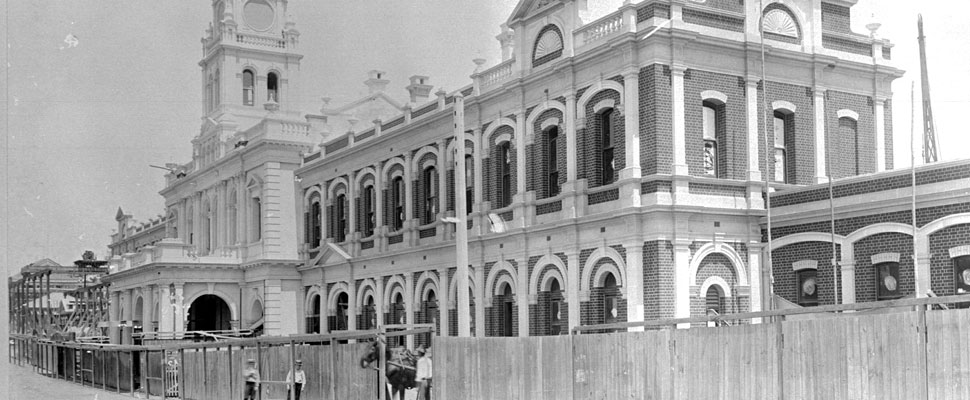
454, 93, 471, 337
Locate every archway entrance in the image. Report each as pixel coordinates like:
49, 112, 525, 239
187, 295, 231, 331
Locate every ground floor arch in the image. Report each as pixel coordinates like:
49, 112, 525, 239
187, 294, 232, 331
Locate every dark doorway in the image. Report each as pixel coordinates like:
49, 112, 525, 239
187, 295, 231, 331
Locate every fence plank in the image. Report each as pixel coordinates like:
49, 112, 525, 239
926, 308, 970, 400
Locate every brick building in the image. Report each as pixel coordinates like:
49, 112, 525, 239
102, 0, 969, 345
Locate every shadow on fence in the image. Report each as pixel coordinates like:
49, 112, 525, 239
10, 324, 434, 400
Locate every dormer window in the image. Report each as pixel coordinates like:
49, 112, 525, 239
243, 70, 255, 106
267, 72, 279, 103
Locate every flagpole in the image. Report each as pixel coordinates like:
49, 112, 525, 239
759, 0, 775, 314
911, 81, 919, 297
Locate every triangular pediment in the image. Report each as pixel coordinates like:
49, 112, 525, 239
329, 92, 405, 115
507, 0, 562, 24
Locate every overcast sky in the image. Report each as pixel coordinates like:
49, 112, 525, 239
2, 1, 967, 276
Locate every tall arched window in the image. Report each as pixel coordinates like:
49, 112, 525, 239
363, 185, 375, 237
499, 142, 512, 208
705, 286, 723, 315
422, 291, 438, 346
267, 72, 279, 102
392, 177, 405, 231
335, 194, 347, 242
307, 294, 321, 334
422, 166, 437, 224
600, 110, 615, 185
251, 197, 262, 242
307, 197, 321, 247
392, 293, 406, 346
206, 74, 213, 113
331, 292, 348, 331
361, 295, 376, 330
773, 111, 791, 183
547, 127, 561, 196
465, 155, 474, 212
187, 204, 195, 245
202, 201, 213, 254
702, 104, 718, 177
501, 284, 514, 337
603, 273, 619, 324
214, 69, 221, 107
546, 279, 564, 335
242, 69, 255, 106
227, 191, 237, 245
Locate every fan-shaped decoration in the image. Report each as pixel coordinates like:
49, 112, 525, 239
763, 9, 799, 38
533, 29, 563, 62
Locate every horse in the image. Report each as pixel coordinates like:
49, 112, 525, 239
359, 338, 417, 400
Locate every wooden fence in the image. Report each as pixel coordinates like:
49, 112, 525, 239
435, 295, 970, 400
10, 325, 432, 400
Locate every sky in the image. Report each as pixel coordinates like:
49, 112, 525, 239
1, 1, 968, 276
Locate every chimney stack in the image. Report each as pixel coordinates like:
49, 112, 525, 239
365, 70, 390, 94
406, 75, 433, 103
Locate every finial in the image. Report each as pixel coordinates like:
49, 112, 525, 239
865, 13, 881, 38
473, 58, 487, 73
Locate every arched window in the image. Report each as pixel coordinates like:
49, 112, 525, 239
187, 204, 195, 245
363, 185, 375, 237
307, 295, 321, 334
705, 286, 723, 315
214, 69, 221, 107
498, 142, 512, 208
465, 155, 474, 212
361, 295, 376, 330
839, 116, 859, 176
306, 197, 321, 247
335, 194, 347, 242
331, 292, 349, 332
422, 166, 437, 224
392, 293, 406, 346
773, 111, 791, 183
227, 191, 237, 245
206, 74, 213, 113
202, 201, 213, 254
267, 72, 279, 102
422, 290, 438, 346
251, 197, 262, 242
501, 284, 514, 337
547, 126, 561, 196
702, 104, 719, 177
603, 273, 619, 324
546, 279, 564, 335
242, 70, 255, 106
600, 110, 615, 185
392, 177, 405, 231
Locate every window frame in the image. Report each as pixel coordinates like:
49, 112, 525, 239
266, 72, 279, 103
242, 69, 255, 106
702, 104, 718, 177
773, 111, 790, 183
875, 261, 902, 300
391, 176, 405, 231
600, 109, 615, 185
796, 269, 818, 306
547, 126, 561, 196
363, 185, 375, 237
499, 142, 512, 208
422, 166, 437, 224
335, 193, 346, 243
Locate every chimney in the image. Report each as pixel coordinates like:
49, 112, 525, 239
365, 70, 390, 94
406, 75, 433, 103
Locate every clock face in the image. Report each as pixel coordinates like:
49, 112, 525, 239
244, 0, 275, 31
882, 275, 897, 291
961, 269, 970, 285
801, 277, 816, 296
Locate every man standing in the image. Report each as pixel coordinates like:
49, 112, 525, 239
415, 346, 432, 400
243, 359, 260, 400
286, 359, 307, 400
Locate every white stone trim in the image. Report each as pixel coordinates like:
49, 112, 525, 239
326, 282, 349, 314
792, 260, 818, 271
482, 117, 517, 155
540, 117, 561, 132
411, 145, 439, 172
528, 253, 568, 296
355, 278, 377, 309
592, 99, 616, 114
577, 80, 624, 111
326, 177, 349, 201
836, 109, 859, 121
770, 232, 845, 251
539, 268, 565, 293
382, 275, 407, 310
580, 246, 626, 293
525, 100, 566, 141
485, 260, 518, 298
871, 252, 900, 265
354, 167, 377, 188
447, 271, 478, 310
772, 100, 797, 113
380, 157, 407, 182
700, 90, 728, 104
698, 276, 733, 298
413, 271, 440, 305
948, 245, 970, 259
183, 288, 238, 322
688, 242, 749, 286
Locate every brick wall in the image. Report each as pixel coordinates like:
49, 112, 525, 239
770, 203, 970, 240
684, 70, 747, 180
853, 232, 914, 302
643, 240, 676, 320
928, 224, 970, 297
826, 90, 876, 178
772, 241, 841, 305
580, 89, 624, 187
884, 99, 894, 169
821, 2, 852, 34
772, 164, 970, 207
528, 109, 566, 198
580, 285, 626, 327
486, 125, 517, 208
640, 64, 673, 176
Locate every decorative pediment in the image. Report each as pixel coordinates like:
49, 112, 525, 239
763, 8, 799, 38
507, 0, 562, 24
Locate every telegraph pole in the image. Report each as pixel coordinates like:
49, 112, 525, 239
454, 94, 471, 337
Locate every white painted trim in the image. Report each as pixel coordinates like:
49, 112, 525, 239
304, 285, 323, 314
354, 167, 377, 188
592, 99, 616, 114
525, 100, 566, 141
482, 117, 517, 154
792, 260, 818, 271
411, 145, 439, 172
871, 252, 900, 265
183, 289, 238, 322
413, 271, 440, 305
380, 157, 407, 181
688, 242, 749, 286
772, 100, 797, 113
577, 80, 624, 111
836, 109, 859, 121
845, 222, 913, 244
949, 245, 970, 259
540, 117, 561, 132
698, 276, 732, 298
493, 275, 517, 298
493, 133, 512, 147
539, 268, 565, 292
580, 246, 627, 293
528, 254, 568, 296
485, 260, 519, 299
700, 90, 728, 104
302, 185, 323, 206
383, 275, 407, 309
592, 263, 622, 289
919, 213, 970, 237
770, 232, 844, 250
326, 282, 350, 314
355, 278, 377, 309
447, 272, 479, 310
326, 177, 350, 201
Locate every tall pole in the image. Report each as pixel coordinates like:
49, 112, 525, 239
917, 15, 940, 163
911, 82, 920, 296
759, 0, 776, 312
454, 93, 471, 337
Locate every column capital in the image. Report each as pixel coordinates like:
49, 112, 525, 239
621, 66, 639, 79
670, 65, 687, 75
564, 90, 576, 100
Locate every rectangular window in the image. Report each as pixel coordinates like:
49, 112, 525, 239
502, 300, 513, 336
465, 156, 474, 213
500, 143, 512, 208
703, 106, 718, 177
311, 202, 321, 247
392, 177, 405, 231
548, 128, 560, 196
603, 296, 618, 324
243, 70, 255, 106
363, 186, 375, 237
601, 111, 615, 184
876, 262, 901, 300
335, 194, 346, 242
955, 256, 970, 295
773, 115, 787, 183
797, 269, 818, 306
423, 167, 437, 224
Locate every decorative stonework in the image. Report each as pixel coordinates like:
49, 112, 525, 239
533, 29, 563, 61
871, 252, 900, 265
792, 260, 818, 271
949, 245, 970, 259
763, 9, 798, 38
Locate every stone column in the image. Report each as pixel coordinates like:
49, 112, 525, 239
375, 276, 385, 327
747, 243, 763, 323
143, 285, 155, 333
437, 268, 450, 336
404, 273, 415, 348
874, 98, 887, 172
621, 69, 641, 180
565, 91, 578, 182
173, 283, 186, 331
671, 66, 688, 176
517, 257, 530, 337
746, 80, 762, 181
158, 285, 173, 333
673, 241, 691, 328
346, 280, 357, 331
514, 111, 527, 197
566, 251, 581, 333
814, 89, 828, 183
624, 242, 645, 331
109, 291, 121, 344
840, 260, 856, 304
475, 265, 486, 338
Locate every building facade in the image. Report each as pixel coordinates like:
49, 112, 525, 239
104, 0, 969, 345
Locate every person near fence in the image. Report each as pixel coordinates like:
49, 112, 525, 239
243, 359, 261, 400
415, 346, 432, 400
286, 359, 307, 400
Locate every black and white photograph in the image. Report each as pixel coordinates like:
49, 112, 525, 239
3, 0, 970, 399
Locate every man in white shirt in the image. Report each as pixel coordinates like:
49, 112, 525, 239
415, 346, 432, 400
286, 359, 307, 400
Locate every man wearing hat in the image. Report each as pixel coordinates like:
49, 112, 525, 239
243, 359, 260, 400
286, 359, 307, 400
415, 346, 432, 400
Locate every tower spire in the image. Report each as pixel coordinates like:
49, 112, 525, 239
917, 14, 940, 163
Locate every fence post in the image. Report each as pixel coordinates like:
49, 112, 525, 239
329, 337, 337, 400
256, 341, 262, 400
180, 348, 186, 399
289, 340, 296, 400
102, 349, 107, 391
116, 350, 121, 393
130, 351, 135, 397
228, 344, 234, 400
775, 315, 785, 400
917, 304, 930, 400
378, 329, 386, 400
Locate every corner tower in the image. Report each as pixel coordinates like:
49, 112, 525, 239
201, 0, 304, 124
